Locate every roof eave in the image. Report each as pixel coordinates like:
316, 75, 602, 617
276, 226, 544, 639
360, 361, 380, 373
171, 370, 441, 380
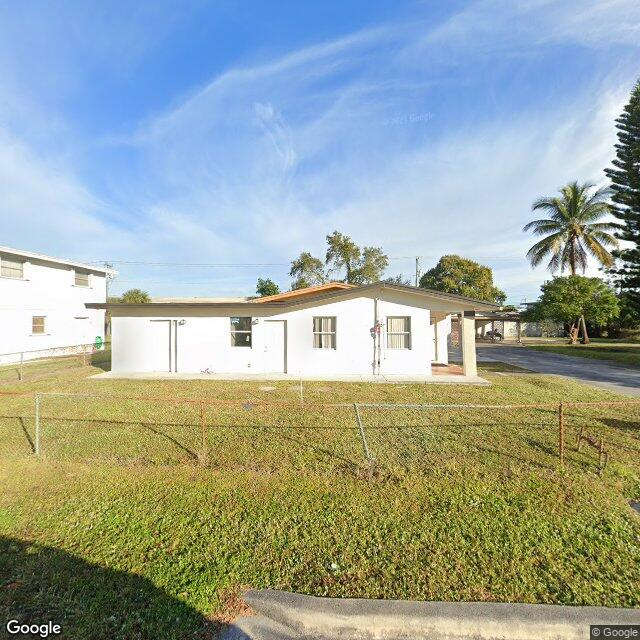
0, 245, 116, 275
90, 282, 500, 312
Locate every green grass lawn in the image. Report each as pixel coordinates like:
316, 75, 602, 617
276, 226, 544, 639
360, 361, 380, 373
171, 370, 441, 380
525, 341, 640, 368
0, 353, 639, 638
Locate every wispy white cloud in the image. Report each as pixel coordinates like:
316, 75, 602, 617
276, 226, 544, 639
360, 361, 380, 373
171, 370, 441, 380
418, 0, 640, 52
0, 0, 638, 300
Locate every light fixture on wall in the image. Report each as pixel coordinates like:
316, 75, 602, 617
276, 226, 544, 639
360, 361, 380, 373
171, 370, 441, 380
178, 319, 186, 326
252, 319, 259, 325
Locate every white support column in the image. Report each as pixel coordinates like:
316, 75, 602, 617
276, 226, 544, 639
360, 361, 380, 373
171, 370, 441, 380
461, 311, 477, 377
434, 316, 450, 365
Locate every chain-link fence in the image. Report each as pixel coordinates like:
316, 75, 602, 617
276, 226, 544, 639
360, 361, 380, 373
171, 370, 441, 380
0, 344, 108, 384
11, 393, 638, 478
357, 401, 640, 476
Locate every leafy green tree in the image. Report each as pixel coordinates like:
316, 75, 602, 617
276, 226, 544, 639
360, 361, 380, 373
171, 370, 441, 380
325, 231, 361, 282
324, 231, 388, 284
352, 246, 389, 285
289, 252, 327, 290
524, 181, 618, 274
384, 273, 412, 285
290, 231, 389, 288
605, 79, 640, 314
606, 292, 640, 338
255, 278, 280, 297
120, 288, 151, 304
419, 255, 506, 304
523, 276, 619, 344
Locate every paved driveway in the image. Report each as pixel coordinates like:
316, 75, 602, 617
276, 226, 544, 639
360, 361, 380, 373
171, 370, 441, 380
477, 343, 640, 397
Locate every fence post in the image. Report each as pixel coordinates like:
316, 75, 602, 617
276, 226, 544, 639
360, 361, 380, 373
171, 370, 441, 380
19, 352, 24, 381
558, 402, 565, 468
200, 401, 206, 452
299, 373, 304, 407
34, 393, 41, 456
353, 403, 374, 478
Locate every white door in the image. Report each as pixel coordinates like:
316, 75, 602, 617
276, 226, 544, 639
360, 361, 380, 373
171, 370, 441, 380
263, 320, 286, 373
148, 320, 172, 372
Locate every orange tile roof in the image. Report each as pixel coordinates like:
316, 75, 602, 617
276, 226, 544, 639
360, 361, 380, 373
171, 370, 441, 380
254, 282, 355, 303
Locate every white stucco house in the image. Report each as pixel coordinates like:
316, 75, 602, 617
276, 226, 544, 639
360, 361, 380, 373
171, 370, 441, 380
0, 245, 114, 364
91, 282, 497, 379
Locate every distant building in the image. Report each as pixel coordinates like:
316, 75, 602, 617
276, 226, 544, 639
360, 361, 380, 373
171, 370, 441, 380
0, 245, 115, 363
470, 304, 564, 342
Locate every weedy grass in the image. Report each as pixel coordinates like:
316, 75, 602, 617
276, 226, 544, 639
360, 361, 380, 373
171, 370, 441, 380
526, 343, 640, 368
0, 353, 639, 638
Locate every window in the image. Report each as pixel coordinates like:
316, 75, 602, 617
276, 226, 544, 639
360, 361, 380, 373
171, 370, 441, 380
387, 316, 411, 349
230, 317, 252, 347
74, 271, 90, 287
1, 256, 24, 279
32, 316, 46, 334
313, 316, 336, 349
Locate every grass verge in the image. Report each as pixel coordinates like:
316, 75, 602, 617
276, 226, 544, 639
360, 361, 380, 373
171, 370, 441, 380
0, 356, 639, 637
526, 343, 640, 368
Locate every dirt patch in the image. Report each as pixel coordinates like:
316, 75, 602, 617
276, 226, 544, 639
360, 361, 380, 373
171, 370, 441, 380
210, 586, 254, 624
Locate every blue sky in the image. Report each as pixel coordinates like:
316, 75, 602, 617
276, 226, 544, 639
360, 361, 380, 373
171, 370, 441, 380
1, 0, 639, 302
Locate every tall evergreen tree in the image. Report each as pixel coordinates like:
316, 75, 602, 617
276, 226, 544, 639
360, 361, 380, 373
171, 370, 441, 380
605, 79, 640, 311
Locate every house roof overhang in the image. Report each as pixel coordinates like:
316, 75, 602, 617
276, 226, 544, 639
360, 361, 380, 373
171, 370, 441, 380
87, 282, 500, 313
252, 282, 355, 303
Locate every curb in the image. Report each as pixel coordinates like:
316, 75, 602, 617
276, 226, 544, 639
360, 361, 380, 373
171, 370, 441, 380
234, 589, 640, 640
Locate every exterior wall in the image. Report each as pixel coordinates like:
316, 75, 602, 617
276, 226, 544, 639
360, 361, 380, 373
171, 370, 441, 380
521, 321, 564, 338
0, 256, 107, 364
111, 292, 439, 376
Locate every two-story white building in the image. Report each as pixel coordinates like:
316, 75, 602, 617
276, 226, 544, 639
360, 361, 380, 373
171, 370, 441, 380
0, 245, 114, 364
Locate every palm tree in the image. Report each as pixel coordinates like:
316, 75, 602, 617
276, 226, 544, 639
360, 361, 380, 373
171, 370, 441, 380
524, 181, 618, 275
524, 181, 619, 344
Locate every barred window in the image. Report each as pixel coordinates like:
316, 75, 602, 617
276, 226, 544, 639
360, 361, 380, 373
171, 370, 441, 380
32, 316, 46, 334
387, 316, 411, 349
313, 317, 336, 349
230, 317, 252, 347
1, 257, 24, 279
74, 271, 90, 287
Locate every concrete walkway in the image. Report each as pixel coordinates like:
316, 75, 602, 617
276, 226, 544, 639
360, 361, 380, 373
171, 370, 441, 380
91, 371, 489, 385
222, 589, 640, 639
477, 343, 640, 397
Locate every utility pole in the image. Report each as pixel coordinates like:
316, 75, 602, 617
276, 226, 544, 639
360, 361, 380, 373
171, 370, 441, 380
104, 262, 113, 339
104, 262, 113, 299
415, 257, 420, 287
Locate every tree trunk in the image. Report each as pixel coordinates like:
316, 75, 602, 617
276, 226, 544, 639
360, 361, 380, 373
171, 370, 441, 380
580, 315, 590, 344
569, 239, 577, 276
568, 321, 579, 344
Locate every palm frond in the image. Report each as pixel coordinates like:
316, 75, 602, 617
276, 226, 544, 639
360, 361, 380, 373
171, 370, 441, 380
531, 197, 562, 215
526, 232, 564, 270
585, 221, 620, 234
522, 219, 563, 234
583, 235, 615, 267
586, 229, 619, 249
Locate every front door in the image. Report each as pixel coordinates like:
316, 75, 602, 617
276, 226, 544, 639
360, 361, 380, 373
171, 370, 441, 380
263, 320, 286, 373
148, 319, 172, 372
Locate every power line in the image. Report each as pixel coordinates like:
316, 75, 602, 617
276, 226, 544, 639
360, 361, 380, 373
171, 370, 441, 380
85, 260, 291, 267
86, 254, 525, 267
